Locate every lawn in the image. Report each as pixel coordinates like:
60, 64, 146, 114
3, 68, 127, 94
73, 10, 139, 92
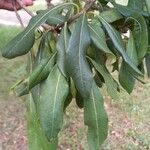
0, 24, 150, 150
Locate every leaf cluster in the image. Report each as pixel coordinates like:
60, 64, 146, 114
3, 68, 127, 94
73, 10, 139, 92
2, 0, 150, 149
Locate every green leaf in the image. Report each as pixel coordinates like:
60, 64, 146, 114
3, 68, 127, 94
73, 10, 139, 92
98, 16, 143, 76
2, 30, 35, 59
94, 71, 104, 88
128, 0, 144, 11
89, 57, 119, 100
39, 65, 69, 142
76, 90, 84, 108
119, 31, 138, 93
2, 3, 74, 59
46, 15, 67, 26
66, 13, 93, 98
15, 53, 56, 96
88, 23, 115, 58
119, 63, 135, 93
127, 13, 148, 62
57, 23, 70, 77
100, 9, 123, 23
126, 30, 138, 65
111, 0, 149, 17
27, 94, 56, 150
145, 0, 150, 14
36, 9, 70, 26
84, 81, 108, 150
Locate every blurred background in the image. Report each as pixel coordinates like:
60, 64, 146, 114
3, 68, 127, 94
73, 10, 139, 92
0, 0, 150, 149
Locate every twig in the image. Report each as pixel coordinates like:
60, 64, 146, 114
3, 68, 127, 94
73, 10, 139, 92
55, 0, 96, 31
12, 1, 24, 28
16, 0, 35, 17
45, 0, 53, 8
15, 0, 96, 32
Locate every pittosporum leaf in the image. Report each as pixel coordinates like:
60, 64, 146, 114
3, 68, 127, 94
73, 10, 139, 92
89, 57, 119, 100
66, 13, 93, 98
57, 23, 70, 77
111, 0, 149, 17
39, 65, 69, 144
15, 53, 56, 96
88, 23, 115, 58
98, 16, 143, 76
27, 94, 56, 150
2, 3, 74, 59
126, 13, 148, 62
100, 9, 123, 23
128, 0, 145, 11
84, 81, 108, 150
119, 30, 138, 93
2, 30, 35, 59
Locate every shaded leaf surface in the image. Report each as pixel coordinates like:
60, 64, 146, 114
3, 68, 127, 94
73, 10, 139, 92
66, 13, 93, 98
57, 23, 70, 77
84, 81, 108, 150
99, 16, 142, 76
89, 57, 119, 100
2, 3, 73, 59
39, 65, 69, 142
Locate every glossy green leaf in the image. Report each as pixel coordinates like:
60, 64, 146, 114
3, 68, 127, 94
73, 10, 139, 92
89, 57, 119, 100
84, 81, 108, 150
128, 0, 144, 11
36, 9, 68, 26
119, 63, 135, 93
57, 23, 70, 77
66, 13, 93, 98
88, 23, 115, 57
15, 53, 56, 96
111, 0, 149, 17
127, 14, 148, 62
46, 15, 67, 26
126, 30, 138, 65
2, 3, 73, 59
27, 94, 56, 150
119, 31, 138, 93
99, 16, 143, 76
39, 65, 69, 142
100, 9, 123, 23
2, 30, 35, 59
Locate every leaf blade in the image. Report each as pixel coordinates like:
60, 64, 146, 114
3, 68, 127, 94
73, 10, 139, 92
66, 13, 93, 98
84, 81, 108, 150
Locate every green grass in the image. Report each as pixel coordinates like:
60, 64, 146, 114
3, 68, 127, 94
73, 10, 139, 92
0, 25, 150, 150
0, 25, 26, 100
0, 25, 22, 49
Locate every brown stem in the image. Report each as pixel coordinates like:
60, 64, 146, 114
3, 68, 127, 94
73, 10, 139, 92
55, 0, 96, 31
13, 2, 24, 28
45, 0, 53, 8
16, 0, 35, 16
